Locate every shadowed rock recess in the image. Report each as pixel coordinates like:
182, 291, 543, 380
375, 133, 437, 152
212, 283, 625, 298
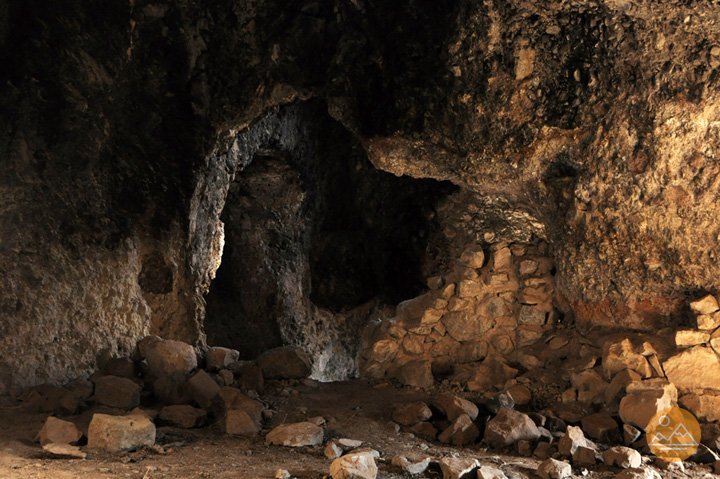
2, 0, 720, 401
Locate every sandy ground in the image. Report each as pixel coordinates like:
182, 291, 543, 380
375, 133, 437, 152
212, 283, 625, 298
0, 379, 714, 479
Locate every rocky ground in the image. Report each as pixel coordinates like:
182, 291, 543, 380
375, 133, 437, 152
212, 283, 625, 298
1, 376, 719, 479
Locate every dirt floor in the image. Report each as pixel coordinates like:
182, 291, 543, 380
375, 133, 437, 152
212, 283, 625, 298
0, 379, 715, 479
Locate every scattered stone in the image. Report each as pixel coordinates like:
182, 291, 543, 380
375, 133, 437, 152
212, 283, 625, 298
675, 330, 710, 347
655, 458, 684, 472
698, 312, 720, 330
534, 442, 554, 459
603, 446, 642, 469
571, 370, 608, 404
139, 337, 197, 377
257, 346, 312, 379
395, 359, 434, 388
93, 375, 141, 409
308, 416, 326, 426
623, 424, 642, 445
619, 382, 676, 429
616, 468, 659, 479
42, 443, 86, 459
438, 457, 480, 479
391, 456, 431, 475
223, 409, 261, 435
516, 440, 533, 456
690, 294, 719, 315
606, 369, 642, 404
602, 339, 652, 379
408, 421, 438, 441
212, 387, 264, 425
537, 458, 572, 479
37, 417, 83, 446
438, 413, 480, 446
186, 369, 221, 409
679, 391, 720, 421
484, 408, 540, 447
159, 405, 206, 428
581, 412, 618, 440
485, 392, 515, 414
572, 446, 596, 465
87, 413, 156, 452
427, 276, 444, 290
506, 385, 531, 406
325, 441, 344, 459
266, 422, 323, 447
477, 464, 507, 479
467, 360, 518, 391
434, 394, 479, 421
330, 450, 378, 479
392, 402, 432, 426
230, 362, 265, 392
218, 369, 234, 386
558, 426, 591, 457
275, 470, 290, 479
205, 347, 239, 371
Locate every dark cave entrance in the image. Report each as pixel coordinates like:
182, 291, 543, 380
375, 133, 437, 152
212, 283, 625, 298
204, 102, 456, 361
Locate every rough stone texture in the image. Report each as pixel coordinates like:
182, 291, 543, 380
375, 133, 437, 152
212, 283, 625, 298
205, 347, 239, 371
434, 394, 479, 421
438, 414, 480, 446
391, 456, 431, 476
186, 369, 220, 410
392, 402, 433, 426
93, 375, 141, 409
4, 0, 720, 392
266, 422, 323, 447
581, 412, 619, 440
330, 451, 378, 479
619, 388, 675, 430
438, 457, 480, 479
663, 346, 720, 391
87, 413, 156, 453
223, 409, 261, 436
484, 408, 540, 447
139, 337, 197, 378
679, 392, 720, 422
159, 405, 207, 428
603, 446, 642, 469
537, 459, 572, 479
42, 443, 87, 459
558, 426, 591, 457
37, 417, 83, 446
257, 346, 312, 380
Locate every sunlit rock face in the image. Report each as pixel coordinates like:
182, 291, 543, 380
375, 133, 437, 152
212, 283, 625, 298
1, 0, 720, 389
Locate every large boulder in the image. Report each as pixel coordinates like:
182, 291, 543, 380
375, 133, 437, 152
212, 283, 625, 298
484, 408, 540, 447
663, 346, 720, 391
257, 346, 312, 380
87, 413, 156, 452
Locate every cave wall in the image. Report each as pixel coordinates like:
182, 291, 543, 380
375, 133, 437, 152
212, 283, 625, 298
1, 0, 720, 390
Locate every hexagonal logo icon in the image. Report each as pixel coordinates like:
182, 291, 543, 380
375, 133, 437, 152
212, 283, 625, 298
647, 407, 700, 461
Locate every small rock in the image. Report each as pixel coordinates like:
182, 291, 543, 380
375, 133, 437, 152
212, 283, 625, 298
675, 330, 710, 347
223, 409, 261, 435
580, 412, 618, 440
408, 421, 438, 440
257, 346, 312, 380
206, 347, 240, 371
506, 385, 531, 406
697, 307, 720, 330
392, 402, 432, 426
438, 413, 480, 446
434, 394, 479, 421
275, 470, 290, 479
330, 450, 378, 479
605, 369, 642, 404
537, 458, 571, 479
186, 369, 221, 410
325, 441, 344, 459
485, 392, 515, 414
230, 362, 265, 392
391, 456, 431, 475
623, 424, 642, 445
37, 417, 83, 446
102, 357, 137, 379
438, 457, 480, 479
308, 416, 326, 426
218, 369, 234, 386
619, 385, 676, 429
87, 413, 156, 452
615, 468, 659, 479
516, 440, 533, 456
602, 339, 652, 379
603, 446, 642, 469
266, 422, 323, 447
558, 426, 591, 457
93, 375, 141, 409
534, 442, 555, 459
158, 405, 206, 428
572, 446, 596, 465
484, 408, 540, 447
690, 294, 719, 315
477, 464, 507, 479
138, 336, 197, 377
42, 443, 87, 459
395, 359, 434, 388
655, 458, 684, 472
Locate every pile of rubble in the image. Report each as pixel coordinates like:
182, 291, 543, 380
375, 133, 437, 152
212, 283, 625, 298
26, 336, 312, 458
